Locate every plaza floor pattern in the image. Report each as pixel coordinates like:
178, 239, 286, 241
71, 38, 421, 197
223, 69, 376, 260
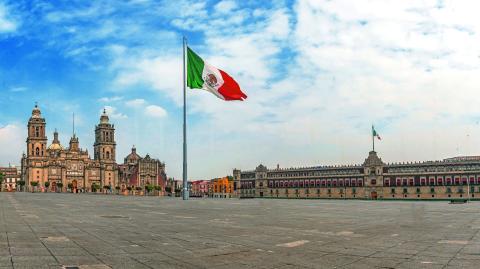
0, 193, 479, 268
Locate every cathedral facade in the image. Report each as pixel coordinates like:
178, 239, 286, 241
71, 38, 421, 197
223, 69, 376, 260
118, 146, 167, 191
21, 104, 118, 192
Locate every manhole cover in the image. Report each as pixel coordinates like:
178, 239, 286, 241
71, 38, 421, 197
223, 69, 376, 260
63, 265, 111, 269
42, 236, 70, 242
100, 215, 128, 219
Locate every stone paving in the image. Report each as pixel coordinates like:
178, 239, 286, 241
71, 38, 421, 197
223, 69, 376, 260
1, 193, 480, 269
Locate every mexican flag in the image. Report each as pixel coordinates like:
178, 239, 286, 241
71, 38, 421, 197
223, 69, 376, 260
372, 126, 381, 140
187, 47, 247, 101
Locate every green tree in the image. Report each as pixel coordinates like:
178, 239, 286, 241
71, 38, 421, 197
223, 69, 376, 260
145, 184, 154, 195
56, 182, 63, 192
31, 181, 39, 192
17, 180, 26, 191
0, 172, 4, 192
44, 181, 50, 192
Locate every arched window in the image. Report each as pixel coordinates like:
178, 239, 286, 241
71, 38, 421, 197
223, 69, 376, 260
35, 127, 39, 137
106, 151, 110, 159
35, 147, 40, 156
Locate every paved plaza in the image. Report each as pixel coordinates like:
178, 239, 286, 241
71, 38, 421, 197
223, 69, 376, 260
0, 193, 480, 269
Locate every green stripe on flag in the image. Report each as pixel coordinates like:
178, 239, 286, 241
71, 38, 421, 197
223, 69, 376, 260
187, 47, 205, 89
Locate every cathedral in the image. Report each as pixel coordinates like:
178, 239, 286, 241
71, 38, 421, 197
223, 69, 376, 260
21, 104, 118, 192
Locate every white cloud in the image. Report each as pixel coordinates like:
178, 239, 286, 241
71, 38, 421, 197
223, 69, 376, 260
9, 87, 27, 92
0, 124, 23, 166
0, 2, 17, 33
102, 106, 127, 119
144, 105, 167, 118
98, 96, 123, 102
214, 0, 237, 14
125, 98, 146, 107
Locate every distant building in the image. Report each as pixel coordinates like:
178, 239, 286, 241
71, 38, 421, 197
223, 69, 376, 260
20, 104, 118, 192
0, 166, 21, 191
209, 177, 233, 198
190, 180, 209, 197
118, 146, 166, 192
234, 151, 480, 200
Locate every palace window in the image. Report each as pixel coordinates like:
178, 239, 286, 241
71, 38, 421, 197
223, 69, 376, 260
385, 179, 390, 186
429, 177, 435, 186
461, 177, 467, 185
454, 177, 460, 185
420, 178, 426, 186
470, 177, 475, 185
358, 179, 363, 187
409, 178, 414, 186
35, 147, 40, 156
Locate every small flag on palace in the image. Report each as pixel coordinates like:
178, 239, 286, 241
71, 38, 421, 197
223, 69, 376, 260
372, 126, 381, 140
187, 47, 247, 101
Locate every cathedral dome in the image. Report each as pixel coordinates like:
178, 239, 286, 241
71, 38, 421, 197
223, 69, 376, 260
48, 143, 64, 151
48, 130, 64, 151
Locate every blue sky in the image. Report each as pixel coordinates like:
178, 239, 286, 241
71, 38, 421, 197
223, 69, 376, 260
1, 0, 480, 180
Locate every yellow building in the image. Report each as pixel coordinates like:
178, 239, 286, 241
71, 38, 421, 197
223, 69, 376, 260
210, 177, 233, 198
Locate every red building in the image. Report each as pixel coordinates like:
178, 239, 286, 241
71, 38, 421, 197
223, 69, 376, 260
190, 180, 209, 197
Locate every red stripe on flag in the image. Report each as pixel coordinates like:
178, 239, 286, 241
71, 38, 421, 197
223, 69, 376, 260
218, 69, 247, 101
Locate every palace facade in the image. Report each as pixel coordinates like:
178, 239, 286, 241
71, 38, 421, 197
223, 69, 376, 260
233, 151, 480, 200
20, 104, 118, 192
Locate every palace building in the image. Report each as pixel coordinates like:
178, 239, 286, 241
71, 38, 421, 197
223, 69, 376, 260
233, 151, 480, 200
20, 104, 118, 192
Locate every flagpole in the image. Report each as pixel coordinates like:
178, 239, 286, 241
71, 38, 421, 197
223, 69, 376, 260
372, 125, 375, 152
182, 36, 189, 200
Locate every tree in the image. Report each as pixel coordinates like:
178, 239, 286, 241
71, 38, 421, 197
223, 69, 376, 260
165, 186, 172, 193
56, 182, 63, 192
17, 180, 25, 191
0, 172, 4, 192
127, 186, 132, 191
115, 186, 120, 194
44, 181, 50, 192
145, 184, 154, 195
135, 186, 142, 191
91, 183, 99, 192
67, 183, 74, 191
30, 181, 39, 192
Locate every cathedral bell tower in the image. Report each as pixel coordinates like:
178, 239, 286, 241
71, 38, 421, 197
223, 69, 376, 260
94, 109, 117, 187
26, 103, 47, 158
94, 109, 116, 163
